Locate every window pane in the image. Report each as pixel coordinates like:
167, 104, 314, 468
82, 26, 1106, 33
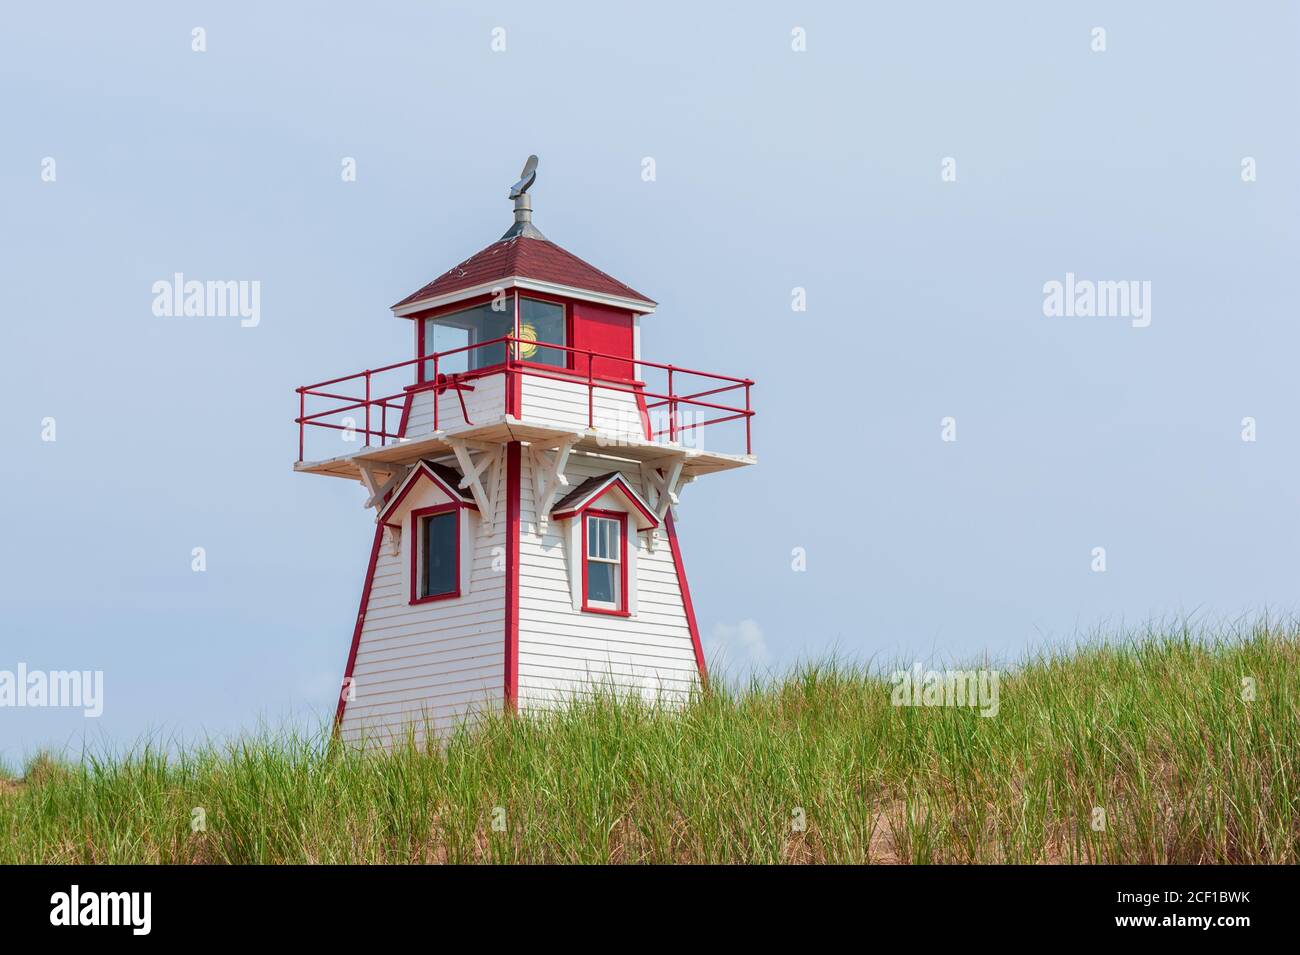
588, 516, 620, 560
587, 560, 617, 605
425, 323, 469, 375
422, 512, 457, 597
518, 298, 566, 368
422, 300, 513, 376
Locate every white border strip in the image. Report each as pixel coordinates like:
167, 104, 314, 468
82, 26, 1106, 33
392, 276, 656, 317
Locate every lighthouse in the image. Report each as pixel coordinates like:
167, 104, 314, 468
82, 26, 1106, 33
295, 157, 756, 747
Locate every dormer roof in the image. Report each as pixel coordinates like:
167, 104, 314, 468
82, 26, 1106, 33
551, 471, 659, 530
376, 460, 477, 527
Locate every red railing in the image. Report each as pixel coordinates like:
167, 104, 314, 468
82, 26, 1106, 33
295, 336, 754, 463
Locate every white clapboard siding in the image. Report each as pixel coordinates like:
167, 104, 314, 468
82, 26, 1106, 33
516, 453, 701, 710
339, 460, 507, 747
340, 700, 497, 747
401, 370, 645, 439
341, 441, 703, 744
519, 374, 645, 434
403, 374, 507, 439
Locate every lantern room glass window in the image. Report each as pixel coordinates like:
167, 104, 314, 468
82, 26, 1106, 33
422, 301, 513, 377
584, 512, 624, 612
517, 297, 566, 368
416, 509, 458, 601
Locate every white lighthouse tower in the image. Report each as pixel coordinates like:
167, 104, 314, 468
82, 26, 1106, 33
295, 157, 756, 746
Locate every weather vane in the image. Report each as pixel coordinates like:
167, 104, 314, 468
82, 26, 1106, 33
502, 154, 544, 240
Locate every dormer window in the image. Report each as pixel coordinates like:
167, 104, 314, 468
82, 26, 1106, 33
413, 505, 459, 602
551, 471, 660, 617
373, 460, 478, 605
583, 511, 625, 613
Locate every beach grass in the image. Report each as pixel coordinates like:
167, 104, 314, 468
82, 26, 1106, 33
1, 623, 1296, 864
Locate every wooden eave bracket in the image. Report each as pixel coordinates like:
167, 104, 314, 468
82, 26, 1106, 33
358, 461, 411, 514
446, 437, 503, 537
639, 457, 690, 551
528, 436, 577, 535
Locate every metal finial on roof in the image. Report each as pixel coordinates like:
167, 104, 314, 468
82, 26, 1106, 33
509, 155, 538, 199
501, 154, 546, 240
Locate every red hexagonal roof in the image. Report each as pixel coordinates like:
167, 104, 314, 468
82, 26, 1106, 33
393, 236, 654, 311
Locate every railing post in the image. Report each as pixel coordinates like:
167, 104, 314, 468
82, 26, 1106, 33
504, 337, 514, 418
745, 380, 752, 456
587, 349, 594, 430
433, 353, 439, 432
297, 388, 305, 462
364, 371, 371, 448
382, 402, 388, 446
668, 365, 677, 443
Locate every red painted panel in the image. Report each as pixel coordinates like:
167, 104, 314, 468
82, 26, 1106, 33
571, 301, 634, 381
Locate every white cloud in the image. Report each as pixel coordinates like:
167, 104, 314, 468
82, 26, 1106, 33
705, 619, 771, 675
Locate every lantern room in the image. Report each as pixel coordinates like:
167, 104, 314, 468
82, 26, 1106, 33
391, 152, 651, 401
391, 233, 652, 388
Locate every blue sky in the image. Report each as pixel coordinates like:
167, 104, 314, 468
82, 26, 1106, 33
2, 2, 1297, 760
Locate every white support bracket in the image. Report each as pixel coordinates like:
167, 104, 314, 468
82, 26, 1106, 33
640, 457, 689, 552
529, 437, 577, 535
358, 461, 411, 515
447, 438, 503, 537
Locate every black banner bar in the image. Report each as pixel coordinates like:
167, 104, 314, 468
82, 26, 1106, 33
0, 864, 1283, 941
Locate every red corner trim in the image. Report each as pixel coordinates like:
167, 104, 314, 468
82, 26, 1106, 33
333, 524, 384, 732
333, 390, 415, 735
396, 390, 414, 437
664, 509, 707, 685
503, 441, 522, 710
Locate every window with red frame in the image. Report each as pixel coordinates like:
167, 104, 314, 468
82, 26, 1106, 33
421, 300, 512, 376
517, 296, 567, 369
412, 506, 459, 602
583, 511, 626, 613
